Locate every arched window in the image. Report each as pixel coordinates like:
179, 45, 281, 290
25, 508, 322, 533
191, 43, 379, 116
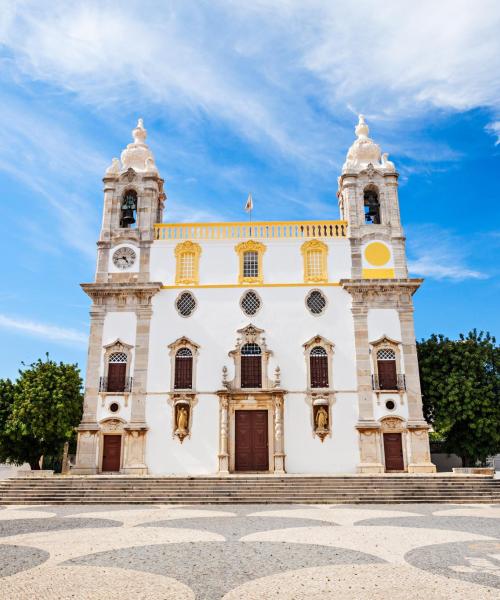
376, 348, 397, 390
310, 346, 329, 388
364, 187, 380, 224
107, 352, 127, 392
174, 348, 193, 389
174, 241, 202, 285
301, 240, 328, 283
120, 190, 137, 228
241, 343, 262, 388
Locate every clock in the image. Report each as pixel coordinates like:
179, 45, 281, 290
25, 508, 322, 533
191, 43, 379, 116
112, 246, 136, 270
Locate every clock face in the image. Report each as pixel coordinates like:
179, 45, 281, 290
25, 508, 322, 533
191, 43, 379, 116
112, 246, 136, 270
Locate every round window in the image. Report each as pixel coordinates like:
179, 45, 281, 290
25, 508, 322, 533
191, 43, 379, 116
385, 400, 396, 411
176, 291, 197, 317
240, 290, 261, 316
306, 290, 327, 315
109, 402, 120, 413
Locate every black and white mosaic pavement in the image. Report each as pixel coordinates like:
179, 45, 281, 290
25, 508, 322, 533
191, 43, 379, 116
0, 503, 499, 598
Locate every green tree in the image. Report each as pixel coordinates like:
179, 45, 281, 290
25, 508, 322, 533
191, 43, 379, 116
417, 330, 500, 466
2, 356, 83, 470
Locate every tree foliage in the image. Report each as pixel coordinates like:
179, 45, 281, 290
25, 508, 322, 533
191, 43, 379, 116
417, 330, 500, 466
0, 356, 83, 470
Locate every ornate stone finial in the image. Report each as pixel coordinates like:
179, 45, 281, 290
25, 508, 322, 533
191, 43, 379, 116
132, 118, 147, 145
355, 114, 369, 138
105, 157, 121, 176
381, 152, 396, 172
222, 365, 229, 388
274, 366, 281, 388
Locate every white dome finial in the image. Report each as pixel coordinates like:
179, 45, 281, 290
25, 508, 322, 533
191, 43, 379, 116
355, 114, 369, 138
132, 118, 147, 144
119, 118, 157, 173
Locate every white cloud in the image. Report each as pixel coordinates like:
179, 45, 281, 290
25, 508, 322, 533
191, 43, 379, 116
406, 224, 487, 281
485, 121, 500, 145
0, 313, 87, 345
2, 0, 498, 168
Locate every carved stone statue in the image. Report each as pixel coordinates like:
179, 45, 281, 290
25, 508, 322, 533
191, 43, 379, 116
315, 406, 328, 431
175, 405, 189, 441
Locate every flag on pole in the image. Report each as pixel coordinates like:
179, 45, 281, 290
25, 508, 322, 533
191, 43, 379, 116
244, 193, 253, 213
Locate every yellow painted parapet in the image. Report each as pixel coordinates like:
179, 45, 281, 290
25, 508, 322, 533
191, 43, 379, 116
154, 220, 348, 241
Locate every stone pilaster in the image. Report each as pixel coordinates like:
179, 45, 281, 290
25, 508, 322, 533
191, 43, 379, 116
218, 395, 229, 474
398, 306, 436, 473
351, 301, 384, 473
73, 306, 105, 474
122, 305, 153, 474
273, 394, 286, 474
356, 425, 383, 473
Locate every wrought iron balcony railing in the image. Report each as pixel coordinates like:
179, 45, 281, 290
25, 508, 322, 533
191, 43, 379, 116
99, 376, 133, 393
371, 374, 406, 391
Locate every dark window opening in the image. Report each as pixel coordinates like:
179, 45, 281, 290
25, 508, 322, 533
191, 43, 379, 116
241, 343, 262, 388
120, 190, 138, 228
364, 188, 380, 224
310, 346, 329, 388
174, 348, 193, 389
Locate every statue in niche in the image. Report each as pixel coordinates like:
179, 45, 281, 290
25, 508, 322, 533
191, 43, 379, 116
175, 404, 190, 442
315, 406, 328, 431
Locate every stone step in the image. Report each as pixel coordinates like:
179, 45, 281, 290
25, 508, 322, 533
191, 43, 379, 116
1, 475, 498, 505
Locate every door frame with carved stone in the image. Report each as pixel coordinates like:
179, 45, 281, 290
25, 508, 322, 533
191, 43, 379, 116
217, 392, 285, 474
380, 416, 407, 472
98, 418, 125, 473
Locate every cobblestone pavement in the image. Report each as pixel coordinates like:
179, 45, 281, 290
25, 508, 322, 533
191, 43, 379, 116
0, 503, 500, 599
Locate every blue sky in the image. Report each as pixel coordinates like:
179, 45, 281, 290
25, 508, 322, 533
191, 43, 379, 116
0, 1, 499, 380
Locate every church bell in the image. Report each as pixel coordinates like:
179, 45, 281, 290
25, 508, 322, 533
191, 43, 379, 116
121, 208, 136, 227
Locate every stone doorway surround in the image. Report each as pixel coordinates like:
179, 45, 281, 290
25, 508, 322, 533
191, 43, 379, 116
217, 391, 286, 474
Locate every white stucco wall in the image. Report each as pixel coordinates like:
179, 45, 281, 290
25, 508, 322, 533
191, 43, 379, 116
141, 282, 360, 474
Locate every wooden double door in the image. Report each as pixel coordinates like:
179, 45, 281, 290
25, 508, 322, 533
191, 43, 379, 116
383, 433, 404, 471
102, 435, 122, 472
235, 410, 269, 471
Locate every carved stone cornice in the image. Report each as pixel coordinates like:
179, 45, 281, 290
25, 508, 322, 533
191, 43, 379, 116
81, 282, 162, 308
341, 278, 422, 308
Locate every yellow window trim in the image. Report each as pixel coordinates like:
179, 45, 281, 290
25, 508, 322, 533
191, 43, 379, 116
174, 241, 202, 285
301, 239, 328, 283
235, 240, 266, 285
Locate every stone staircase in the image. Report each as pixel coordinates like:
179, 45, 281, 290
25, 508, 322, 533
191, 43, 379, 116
1, 475, 500, 504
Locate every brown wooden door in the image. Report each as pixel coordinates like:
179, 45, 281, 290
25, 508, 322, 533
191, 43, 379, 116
107, 363, 126, 392
102, 435, 121, 472
235, 410, 269, 471
378, 360, 397, 389
383, 433, 404, 471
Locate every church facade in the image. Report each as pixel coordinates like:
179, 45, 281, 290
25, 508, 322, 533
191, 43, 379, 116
73, 116, 436, 475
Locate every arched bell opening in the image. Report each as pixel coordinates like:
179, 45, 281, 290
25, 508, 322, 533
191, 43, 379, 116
120, 189, 138, 228
363, 186, 380, 224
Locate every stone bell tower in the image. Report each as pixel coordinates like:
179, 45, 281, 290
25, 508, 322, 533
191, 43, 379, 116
339, 116, 435, 474
73, 119, 164, 475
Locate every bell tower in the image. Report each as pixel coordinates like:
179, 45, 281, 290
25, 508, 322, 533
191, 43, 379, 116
338, 115, 407, 279
339, 116, 435, 474
95, 118, 166, 284
73, 119, 164, 475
